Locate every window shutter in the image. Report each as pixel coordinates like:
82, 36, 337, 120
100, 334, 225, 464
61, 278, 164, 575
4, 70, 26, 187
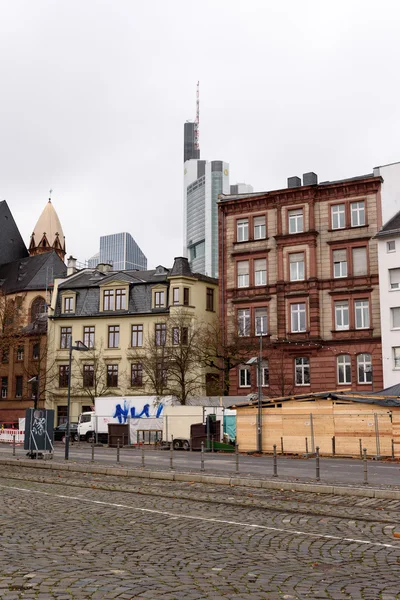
289, 252, 304, 263
352, 247, 367, 276
333, 249, 347, 262
390, 268, 400, 285
254, 258, 266, 270
237, 261, 249, 275
392, 307, 400, 328
254, 216, 265, 227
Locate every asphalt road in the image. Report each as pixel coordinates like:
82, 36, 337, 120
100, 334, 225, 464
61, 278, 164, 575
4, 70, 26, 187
0, 464, 400, 599
1, 442, 400, 488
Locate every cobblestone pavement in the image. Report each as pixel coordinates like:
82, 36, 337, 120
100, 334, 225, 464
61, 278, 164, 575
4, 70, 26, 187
1, 466, 400, 599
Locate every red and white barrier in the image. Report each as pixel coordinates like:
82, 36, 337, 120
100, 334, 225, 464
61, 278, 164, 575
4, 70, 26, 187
0, 429, 24, 443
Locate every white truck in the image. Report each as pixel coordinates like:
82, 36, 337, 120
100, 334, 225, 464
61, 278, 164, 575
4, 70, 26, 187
78, 395, 173, 444
163, 405, 236, 450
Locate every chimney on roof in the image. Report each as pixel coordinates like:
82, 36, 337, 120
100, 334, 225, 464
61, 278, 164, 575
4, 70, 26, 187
97, 263, 112, 274
303, 172, 318, 186
67, 256, 78, 276
287, 176, 301, 188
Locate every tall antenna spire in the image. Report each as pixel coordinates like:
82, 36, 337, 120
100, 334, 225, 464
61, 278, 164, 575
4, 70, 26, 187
194, 81, 200, 151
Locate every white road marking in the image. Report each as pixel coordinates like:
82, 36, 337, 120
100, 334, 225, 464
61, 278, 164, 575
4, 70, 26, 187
0, 482, 398, 550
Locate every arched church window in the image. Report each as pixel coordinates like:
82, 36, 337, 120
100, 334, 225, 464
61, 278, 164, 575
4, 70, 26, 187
31, 297, 46, 323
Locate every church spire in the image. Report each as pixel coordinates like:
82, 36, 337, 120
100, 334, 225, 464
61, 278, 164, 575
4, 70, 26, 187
29, 197, 66, 260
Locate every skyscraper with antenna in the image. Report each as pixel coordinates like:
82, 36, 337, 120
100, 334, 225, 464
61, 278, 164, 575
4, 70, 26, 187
183, 81, 200, 163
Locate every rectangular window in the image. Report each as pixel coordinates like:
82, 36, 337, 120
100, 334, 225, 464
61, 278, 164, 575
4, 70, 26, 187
15, 375, 23, 398
295, 357, 310, 385
288, 208, 304, 234
1, 347, 9, 363
172, 327, 189, 345
1, 377, 8, 398
16, 346, 24, 361
255, 307, 268, 336
254, 215, 266, 239
107, 364, 119, 387
115, 289, 127, 310
351, 201, 366, 227
238, 309, 250, 336
391, 307, 400, 329
103, 289, 114, 310
173, 288, 179, 305
357, 353, 372, 383
156, 361, 168, 386
334, 301, 349, 330
291, 303, 306, 333
155, 323, 166, 346
331, 204, 345, 229
333, 249, 348, 278
83, 326, 95, 349
183, 287, 189, 306
64, 297, 74, 314
108, 325, 120, 348
131, 363, 143, 386
206, 288, 214, 311
387, 240, 396, 253
131, 324, 143, 347
389, 268, 400, 290
237, 218, 249, 242
154, 291, 165, 308
59, 365, 69, 388
60, 327, 72, 349
289, 252, 305, 281
83, 364, 94, 388
254, 259, 267, 286
172, 327, 179, 345
237, 260, 249, 287
239, 366, 251, 387
337, 354, 351, 384
256, 361, 269, 387
355, 300, 370, 329
393, 347, 400, 370
352, 247, 367, 276
32, 343, 40, 360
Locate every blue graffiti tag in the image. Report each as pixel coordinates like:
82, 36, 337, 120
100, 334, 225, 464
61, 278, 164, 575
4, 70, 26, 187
112, 400, 164, 423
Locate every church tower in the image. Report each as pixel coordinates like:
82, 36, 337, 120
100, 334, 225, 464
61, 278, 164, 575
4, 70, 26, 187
29, 198, 66, 260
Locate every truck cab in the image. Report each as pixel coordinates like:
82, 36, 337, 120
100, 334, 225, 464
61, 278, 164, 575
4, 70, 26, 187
77, 412, 95, 442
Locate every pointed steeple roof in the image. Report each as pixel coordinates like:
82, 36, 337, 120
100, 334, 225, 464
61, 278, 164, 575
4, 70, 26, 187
29, 198, 66, 260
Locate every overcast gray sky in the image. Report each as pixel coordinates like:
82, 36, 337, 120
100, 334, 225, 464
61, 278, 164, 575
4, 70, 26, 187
1, 0, 400, 269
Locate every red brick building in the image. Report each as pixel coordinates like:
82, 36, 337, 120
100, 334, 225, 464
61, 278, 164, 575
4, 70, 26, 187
218, 172, 383, 397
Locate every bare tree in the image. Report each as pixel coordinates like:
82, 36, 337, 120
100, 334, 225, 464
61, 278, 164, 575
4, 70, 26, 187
264, 344, 295, 398
22, 320, 59, 409
0, 290, 26, 358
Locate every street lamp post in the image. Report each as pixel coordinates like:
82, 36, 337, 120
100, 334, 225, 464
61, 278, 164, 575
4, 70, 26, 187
65, 339, 89, 460
247, 335, 263, 453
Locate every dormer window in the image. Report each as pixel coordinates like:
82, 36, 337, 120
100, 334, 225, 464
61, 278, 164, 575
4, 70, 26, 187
154, 291, 165, 308
64, 297, 74, 314
115, 289, 126, 310
103, 290, 114, 310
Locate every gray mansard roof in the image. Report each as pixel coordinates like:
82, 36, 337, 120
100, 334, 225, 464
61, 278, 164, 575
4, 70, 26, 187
0, 250, 67, 294
54, 257, 218, 318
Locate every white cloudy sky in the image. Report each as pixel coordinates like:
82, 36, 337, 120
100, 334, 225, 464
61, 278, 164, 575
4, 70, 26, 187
1, 0, 400, 268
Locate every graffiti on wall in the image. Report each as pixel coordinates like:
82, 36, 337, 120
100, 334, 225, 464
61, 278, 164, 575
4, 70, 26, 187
112, 399, 164, 424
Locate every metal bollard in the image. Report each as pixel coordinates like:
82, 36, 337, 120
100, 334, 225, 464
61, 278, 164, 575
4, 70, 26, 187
212, 435, 214, 453
117, 438, 120, 463
91, 435, 95, 463
363, 448, 368, 485
141, 444, 145, 468
235, 443, 239, 475
316, 446, 320, 481
281, 437, 284, 455
332, 436, 335, 457
170, 436, 174, 470
359, 438, 363, 459
392, 439, 395, 461
201, 441, 205, 472
305, 437, 309, 455
12, 434, 16, 457
273, 444, 278, 477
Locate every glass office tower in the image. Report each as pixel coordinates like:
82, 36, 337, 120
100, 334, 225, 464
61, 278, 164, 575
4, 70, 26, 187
88, 233, 147, 271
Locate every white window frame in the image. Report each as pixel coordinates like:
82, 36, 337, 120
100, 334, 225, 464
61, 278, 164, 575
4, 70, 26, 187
254, 216, 266, 240
289, 253, 305, 281
357, 353, 372, 384
333, 250, 348, 278
239, 366, 251, 388
237, 219, 249, 242
237, 261, 249, 288
389, 268, 400, 290
334, 301, 349, 331
238, 309, 250, 337
256, 360, 269, 387
255, 308, 268, 336
337, 354, 351, 385
331, 204, 346, 230
391, 307, 400, 330
387, 240, 396, 253
291, 303, 306, 333
295, 357, 310, 386
254, 259, 267, 286
355, 300, 370, 329
393, 347, 400, 370
288, 208, 304, 234
350, 201, 366, 227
